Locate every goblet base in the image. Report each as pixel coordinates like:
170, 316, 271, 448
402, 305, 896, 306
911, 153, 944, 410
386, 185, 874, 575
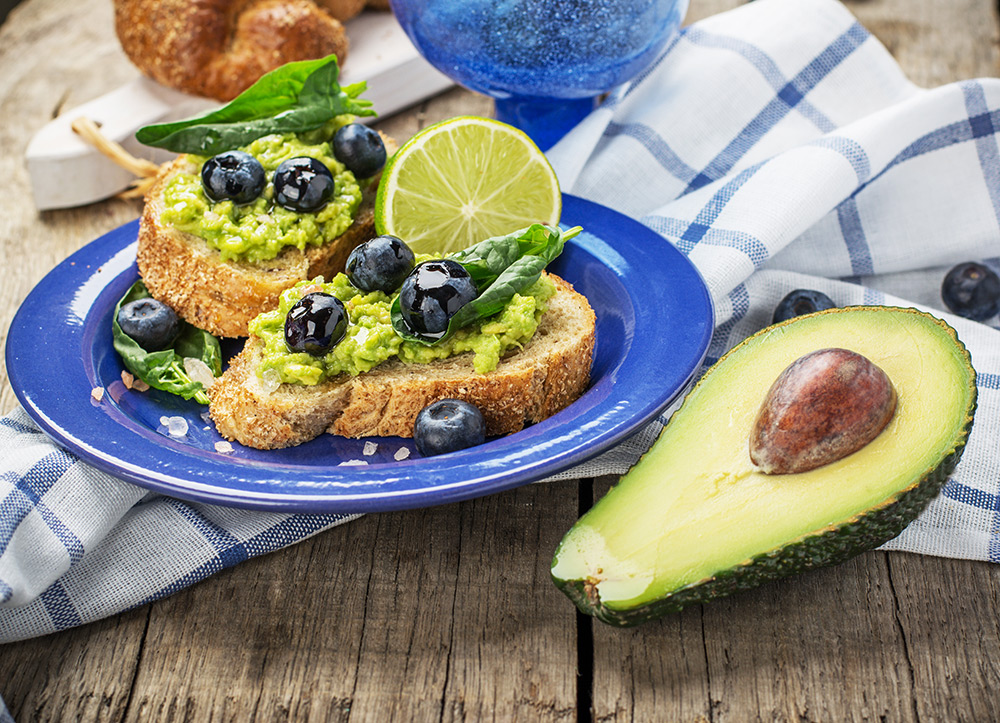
493, 95, 599, 152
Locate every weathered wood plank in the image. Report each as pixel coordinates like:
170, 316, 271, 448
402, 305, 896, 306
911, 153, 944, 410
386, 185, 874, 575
109, 480, 578, 722
702, 554, 916, 723
590, 601, 712, 722
887, 553, 1000, 722
844, 0, 1000, 87
686, 0, 744, 24
0, 0, 143, 417
0, 607, 149, 722
122, 515, 375, 721
437, 481, 578, 722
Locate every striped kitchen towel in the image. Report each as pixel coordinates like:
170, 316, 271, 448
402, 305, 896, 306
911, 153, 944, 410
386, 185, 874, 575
3, 0, 1000, 664
548, 0, 1000, 560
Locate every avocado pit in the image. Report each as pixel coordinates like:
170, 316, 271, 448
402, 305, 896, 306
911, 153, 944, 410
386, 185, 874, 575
750, 348, 897, 474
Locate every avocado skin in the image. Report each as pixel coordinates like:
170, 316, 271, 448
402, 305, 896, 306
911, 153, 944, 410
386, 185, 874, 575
555, 441, 968, 627
553, 307, 977, 628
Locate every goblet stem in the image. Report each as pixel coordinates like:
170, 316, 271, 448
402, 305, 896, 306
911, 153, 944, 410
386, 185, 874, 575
493, 95, 599, 152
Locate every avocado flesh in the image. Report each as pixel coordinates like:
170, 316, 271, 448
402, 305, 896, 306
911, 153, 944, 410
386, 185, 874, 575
552, 307, 976, 625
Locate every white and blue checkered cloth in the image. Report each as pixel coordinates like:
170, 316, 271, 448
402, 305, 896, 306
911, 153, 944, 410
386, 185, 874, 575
3, 0, 1000, 706
552, 0, 1000, 560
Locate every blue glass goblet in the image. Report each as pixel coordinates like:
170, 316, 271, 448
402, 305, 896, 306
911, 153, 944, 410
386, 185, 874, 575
390, 0, 689, 150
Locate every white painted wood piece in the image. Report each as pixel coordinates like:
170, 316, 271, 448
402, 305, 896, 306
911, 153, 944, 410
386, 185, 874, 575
25, 11, 453, 211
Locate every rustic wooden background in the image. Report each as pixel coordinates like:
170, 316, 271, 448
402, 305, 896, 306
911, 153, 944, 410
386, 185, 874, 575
2, 0, 1000, 720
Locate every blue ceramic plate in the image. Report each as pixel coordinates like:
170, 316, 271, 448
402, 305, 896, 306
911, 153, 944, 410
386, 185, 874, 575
7, 195, 713, 512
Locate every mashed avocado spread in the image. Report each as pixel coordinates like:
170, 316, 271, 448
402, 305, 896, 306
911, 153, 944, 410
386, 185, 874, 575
250, 271, 557, 384
161, 130, 363, 263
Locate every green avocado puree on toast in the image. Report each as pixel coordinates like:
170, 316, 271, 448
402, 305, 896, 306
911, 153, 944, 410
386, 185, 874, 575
250, 272, 556, 384
161, 129, 362, 263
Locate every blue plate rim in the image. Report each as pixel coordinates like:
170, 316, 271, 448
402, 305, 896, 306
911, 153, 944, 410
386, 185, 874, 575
5, 194, 714, 513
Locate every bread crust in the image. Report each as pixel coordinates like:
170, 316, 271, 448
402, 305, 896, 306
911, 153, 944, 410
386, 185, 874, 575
114, 0, 350, 101
313, 0, 366, 20
209, 274, 596, 449
136, 155, 381, 338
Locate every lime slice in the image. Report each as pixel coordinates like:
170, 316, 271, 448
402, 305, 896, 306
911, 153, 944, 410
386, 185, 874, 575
374, 116, 561, 254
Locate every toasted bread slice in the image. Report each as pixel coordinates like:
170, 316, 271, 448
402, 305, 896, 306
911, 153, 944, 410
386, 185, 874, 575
137, 138, 394, 338
209, 273, 596, 449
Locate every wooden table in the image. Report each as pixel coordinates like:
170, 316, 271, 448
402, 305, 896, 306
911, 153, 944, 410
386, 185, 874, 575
2, 0, 999, 720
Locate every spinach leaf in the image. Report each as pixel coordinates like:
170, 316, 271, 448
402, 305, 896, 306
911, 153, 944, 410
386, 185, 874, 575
135, 55, 375, 155
112, 280, 223, 405
390, 224, 582, 345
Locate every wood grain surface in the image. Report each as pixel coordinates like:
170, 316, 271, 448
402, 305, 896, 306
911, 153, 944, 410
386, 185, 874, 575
2, 0, 1000, 721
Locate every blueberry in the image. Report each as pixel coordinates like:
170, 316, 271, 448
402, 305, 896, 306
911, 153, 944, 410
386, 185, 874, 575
772, 289, 837, 324
414, 399, 486, 456
273, 157, 335, 212
941, 261, 1000, 321
346, 235, 416, 293
284, 292, 348, 355
117, 298, 182, 351
332, 123, 387, 179
201, 150, 265, 205
398, 259, 478, 338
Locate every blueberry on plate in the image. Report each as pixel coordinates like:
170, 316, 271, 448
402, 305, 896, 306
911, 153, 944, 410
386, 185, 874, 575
346, 235, 416, 293
772, 289, 837, 324
284, 292, 348, 355
941, 261, 1000, 321
201, 150, 266, 205
273, 157, 335, 213
333, 123, 387, 179
414, 399, 486, 456
117, 298, 183, 351
398, 259, 478, 337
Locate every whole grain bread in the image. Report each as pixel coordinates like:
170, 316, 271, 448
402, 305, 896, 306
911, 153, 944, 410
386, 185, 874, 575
137, 142, 391, 339
209, 273, 596, 449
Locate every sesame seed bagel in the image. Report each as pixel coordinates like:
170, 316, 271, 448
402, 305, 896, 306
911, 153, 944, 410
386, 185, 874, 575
208, 273, 596, 449
114, 0, 351, 102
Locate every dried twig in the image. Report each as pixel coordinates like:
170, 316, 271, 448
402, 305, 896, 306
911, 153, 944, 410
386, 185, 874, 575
70, 116, 163, 198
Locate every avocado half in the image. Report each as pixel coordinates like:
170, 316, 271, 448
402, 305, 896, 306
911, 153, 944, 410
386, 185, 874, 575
551, 306, 977, 627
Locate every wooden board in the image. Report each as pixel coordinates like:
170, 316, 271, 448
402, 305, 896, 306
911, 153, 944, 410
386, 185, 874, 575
23, 11, 453, 210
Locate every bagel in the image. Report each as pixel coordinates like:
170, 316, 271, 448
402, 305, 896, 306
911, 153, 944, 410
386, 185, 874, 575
114, 0, 364, 101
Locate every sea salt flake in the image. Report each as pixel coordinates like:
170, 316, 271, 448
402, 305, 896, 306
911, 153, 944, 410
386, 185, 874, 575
91, 386, 104, 402
183, 357, 216, 389
363, 441, 378, 456
162, 416, 188, 437
338, 459, 369, 467
214, 441, 234, 454
393, 447, 411, 461
260, 368, 282, 395
133, 379, 150, 392
121, 371, 134, 389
